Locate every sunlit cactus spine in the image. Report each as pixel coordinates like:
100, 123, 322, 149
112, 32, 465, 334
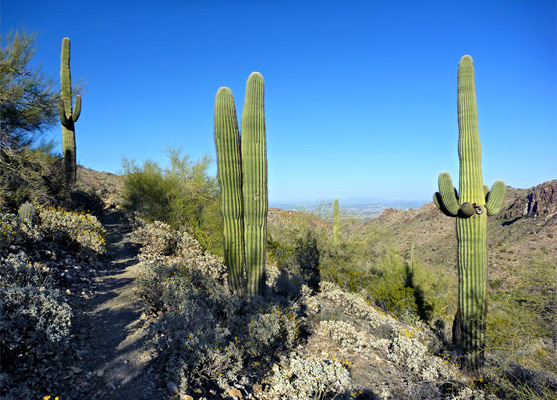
214, 72, 268, 297
332, 199, 340, 246
18, 202, 35, 224
433, 55, 505, 371
57, 37, 81, 185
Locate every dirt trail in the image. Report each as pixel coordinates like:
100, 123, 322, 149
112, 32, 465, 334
68, 207, 166, 400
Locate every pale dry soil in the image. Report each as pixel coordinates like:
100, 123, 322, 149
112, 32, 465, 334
66, 207, 166, 400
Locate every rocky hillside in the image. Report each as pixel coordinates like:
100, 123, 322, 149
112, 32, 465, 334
5, 167, 550, 399
361, 181, 557, 285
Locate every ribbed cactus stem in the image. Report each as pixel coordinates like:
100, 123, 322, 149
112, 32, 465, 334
241, 72, 267, 297
486, 181, 506, 215
214, 72, 268, 297
332, 199, 340, 246
214, 88, 246, 295
434, 55, 505, 371
58, 37, 81, 185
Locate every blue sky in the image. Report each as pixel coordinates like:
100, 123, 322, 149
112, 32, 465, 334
2, 1, 555, 203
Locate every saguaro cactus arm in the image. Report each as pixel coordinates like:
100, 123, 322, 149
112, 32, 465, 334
486, 180, 506, 215
434, 171, 459, 217
57, 99, 69, 126
72, 94, 82, 122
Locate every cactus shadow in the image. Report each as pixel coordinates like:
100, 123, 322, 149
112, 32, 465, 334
404, 264, 434, 322
501, 217, 521, 226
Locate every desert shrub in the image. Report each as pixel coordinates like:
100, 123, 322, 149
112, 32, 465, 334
67, 188, 105, 216
137, 241, 302, 393
0, 285, 72, 367
242, 303, 300, 358
136, 260, 240, 390
273, 211, 434, 320
480, 254, 557, 399
295, 229, 321, 291
386, 330, 459, 381
318, 320, 369, 353
266, 355, 351, 400
129, 219, 177, 256
363, 253, 417, 316
0, 211, 44, 247
0, 252, 50, 287
131, 219, 228, 284
121, 148, 224, 256
0, 255, 72, 369
37, 205, 107, 255
0, 144, 68, 211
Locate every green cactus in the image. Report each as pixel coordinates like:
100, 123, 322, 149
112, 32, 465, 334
241, 72, 268, 296
214, 72, 268, 297
18, 202, 35, 224
332, 199, 340, 246
214, 87, 246, 295
57, 37, 81, 185
434, 55, 505, 371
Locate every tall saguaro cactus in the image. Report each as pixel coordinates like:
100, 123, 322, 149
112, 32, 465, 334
214, 72, 268, 297
332, 199, 340, 246
57, 37, 81, 185
241, 73, 268, 296
433, 55, 505, 371
214, 87, 246, 295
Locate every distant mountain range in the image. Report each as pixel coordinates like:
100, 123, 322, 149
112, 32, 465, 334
270, 199, 428, 221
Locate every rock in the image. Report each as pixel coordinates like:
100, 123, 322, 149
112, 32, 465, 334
229, 388, 242, 398
69, 366, 83, 374
169, 395, 194, 400
95, 369, 105, 377
76, 349, 90, 357
166, 381, 179, 394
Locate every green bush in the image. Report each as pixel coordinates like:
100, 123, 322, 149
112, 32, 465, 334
121, 147, 223, 256
485, 254, 556, 381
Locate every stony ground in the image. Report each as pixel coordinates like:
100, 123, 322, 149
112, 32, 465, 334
9, 205, 169, 400
61, 207, 167, 399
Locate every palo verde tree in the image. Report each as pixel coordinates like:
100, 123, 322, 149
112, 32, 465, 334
0, 31, 63, 209
1, 31, 58, 147
433, 55, 505, 371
